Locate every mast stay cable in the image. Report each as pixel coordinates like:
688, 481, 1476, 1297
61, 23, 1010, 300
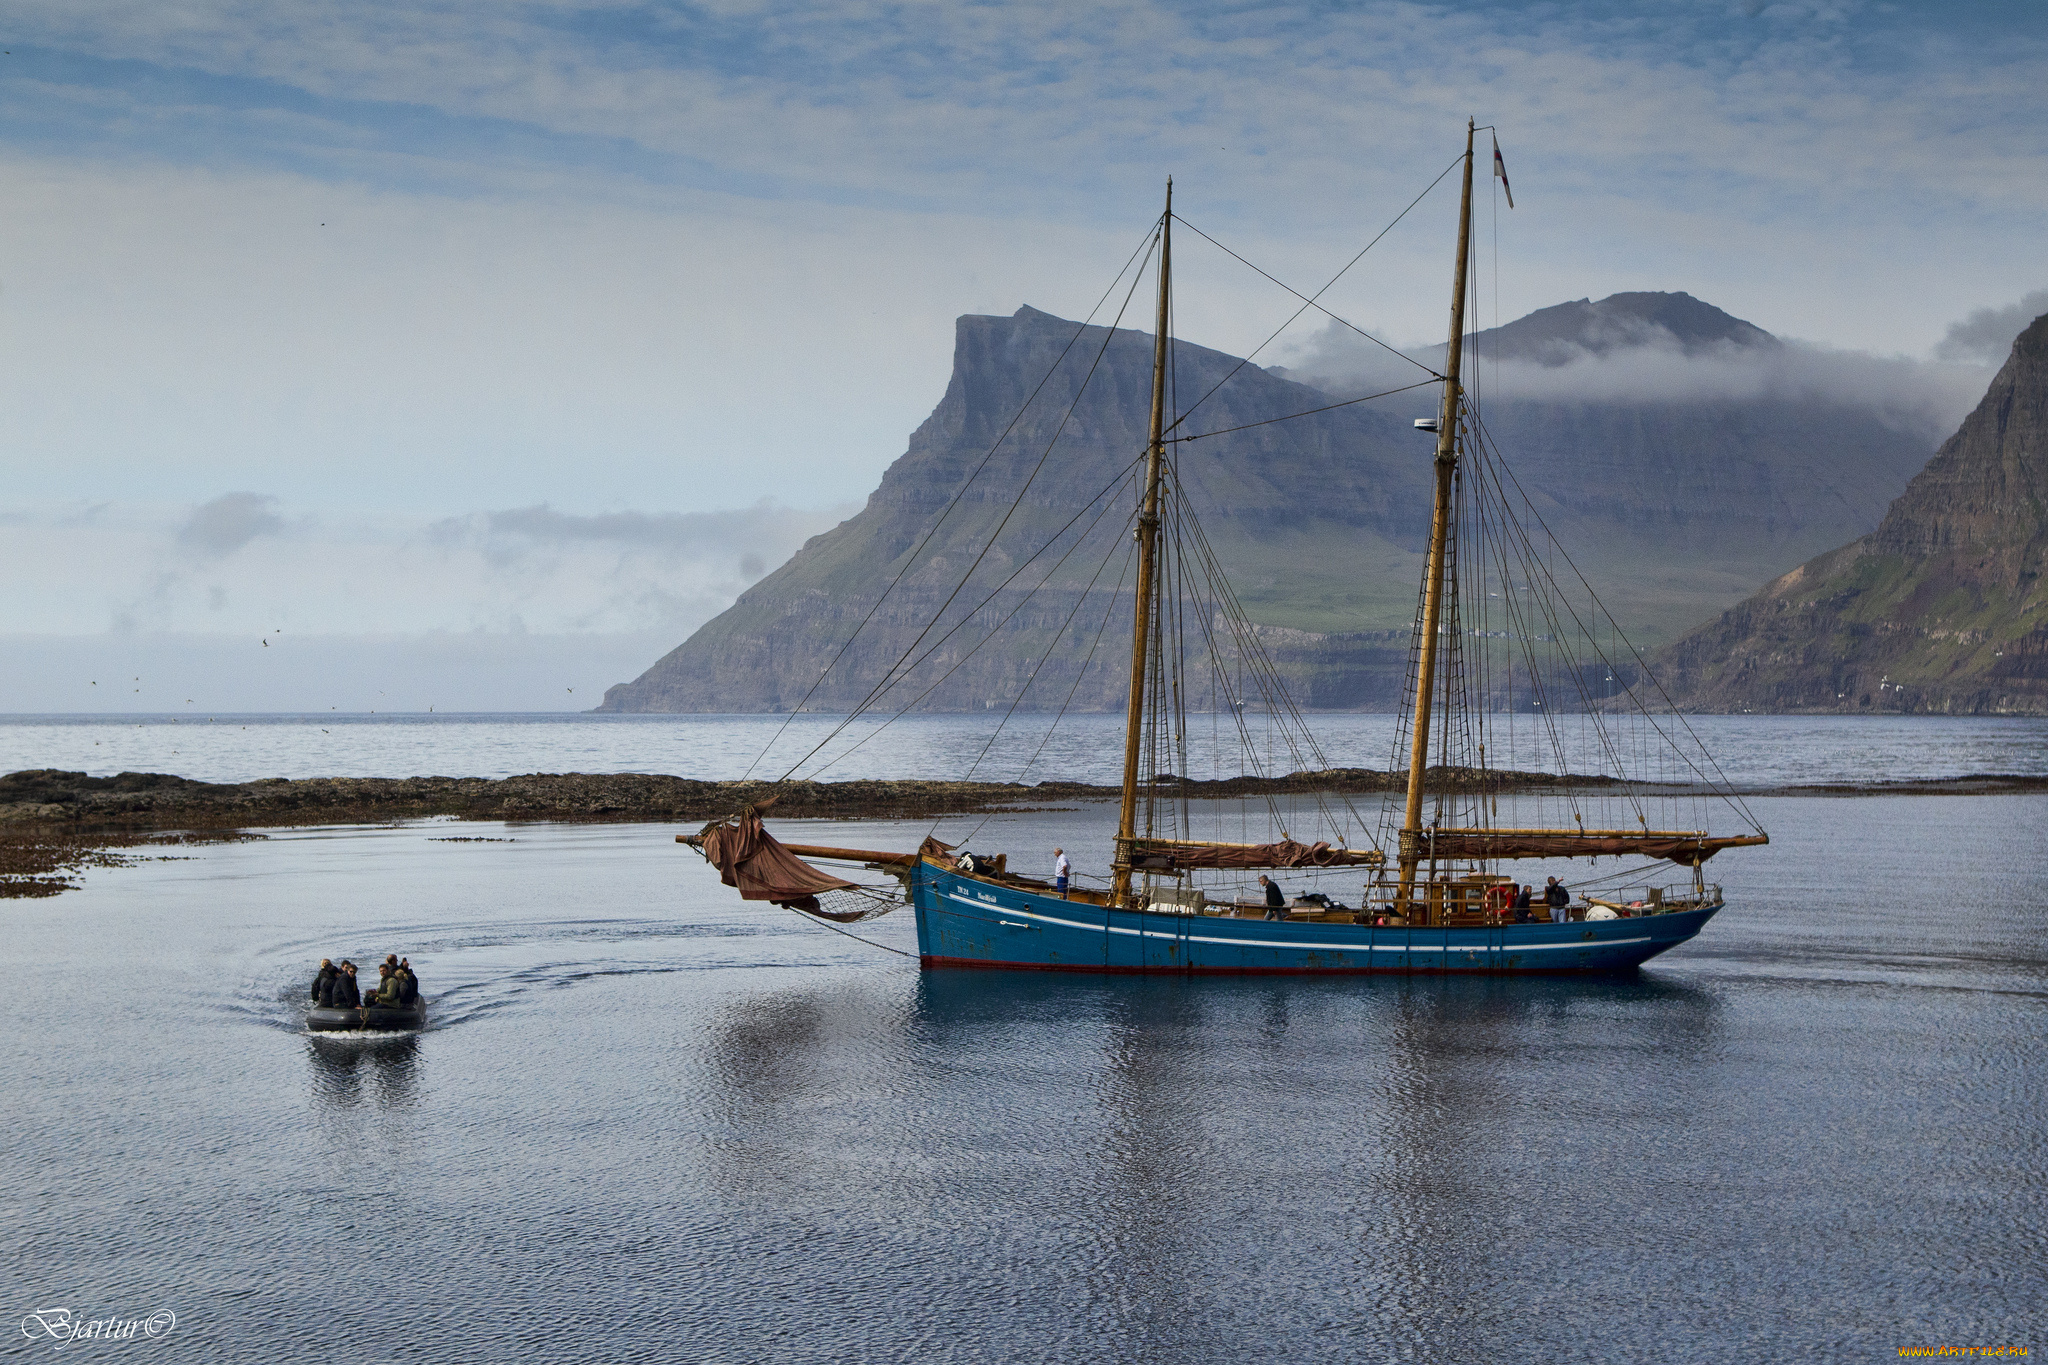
773, 229, 1165, 781
1158, 151, 1464, 431
801, 473, 1145, 780
740, 220, 1163, 780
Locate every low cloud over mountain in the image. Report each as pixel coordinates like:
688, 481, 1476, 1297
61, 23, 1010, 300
1279, 289, 2010, 445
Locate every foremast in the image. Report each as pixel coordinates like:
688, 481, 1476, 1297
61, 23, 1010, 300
1395, 120, 1477, 920
1112, 181, 1174, 908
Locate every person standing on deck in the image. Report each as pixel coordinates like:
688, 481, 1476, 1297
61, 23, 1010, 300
1545, 877, 1571, 924
1053, 848, 1070, 899
1260, 875, 1286, 919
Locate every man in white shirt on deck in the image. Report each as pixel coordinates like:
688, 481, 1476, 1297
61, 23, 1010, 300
1054, 848, 1070, 898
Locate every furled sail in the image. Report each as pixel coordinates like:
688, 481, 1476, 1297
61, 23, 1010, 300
699, 808, 857, 910
1123, 837, 1386, 871
1402, 828, 1768, 867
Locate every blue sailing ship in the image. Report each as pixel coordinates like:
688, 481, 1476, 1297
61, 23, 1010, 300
687, 120, 1767, 974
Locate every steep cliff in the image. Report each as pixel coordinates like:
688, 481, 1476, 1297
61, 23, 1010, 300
1654, 314, 2048, 714
603, 302, 1936, 713
603, 307, 1432, 713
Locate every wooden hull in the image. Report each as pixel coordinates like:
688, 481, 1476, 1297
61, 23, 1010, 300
912, 862, 1715, 975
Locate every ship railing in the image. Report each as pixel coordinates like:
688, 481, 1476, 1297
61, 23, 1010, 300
1585, 883, 1723, 916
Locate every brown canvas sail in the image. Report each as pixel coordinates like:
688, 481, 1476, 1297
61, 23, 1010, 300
699, 809, 857, 909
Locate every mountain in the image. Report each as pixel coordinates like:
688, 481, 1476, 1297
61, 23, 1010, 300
601, 301, 1937, 714
1455, 290, 1777, 366
604, 306, 1431, 714
1652, 313, 2048, 714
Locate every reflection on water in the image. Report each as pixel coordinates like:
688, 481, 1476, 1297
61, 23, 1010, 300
305, 1034, 422, 1111
683, 969, 1749, 1360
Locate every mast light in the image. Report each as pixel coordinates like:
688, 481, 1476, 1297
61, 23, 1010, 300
1414, 417, 1440, 432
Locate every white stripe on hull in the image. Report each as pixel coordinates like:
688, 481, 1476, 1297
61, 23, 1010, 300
938, 889, 1666, 955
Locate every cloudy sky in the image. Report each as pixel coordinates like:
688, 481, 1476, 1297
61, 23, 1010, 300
2, 0, 2043, 710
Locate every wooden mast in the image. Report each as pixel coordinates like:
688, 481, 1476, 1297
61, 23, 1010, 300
1113, 181, 1173, 907
1395, 121, 1476, 922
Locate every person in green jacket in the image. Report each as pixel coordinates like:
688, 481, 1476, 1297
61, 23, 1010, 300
368, 964, 405, 1008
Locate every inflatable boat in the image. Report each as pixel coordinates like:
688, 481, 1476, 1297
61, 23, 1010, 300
307, 1000, 426, 1032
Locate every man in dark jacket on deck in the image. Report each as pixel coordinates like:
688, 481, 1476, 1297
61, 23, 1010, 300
1545, 877, 1571, 924
1260, 875, 1287, 919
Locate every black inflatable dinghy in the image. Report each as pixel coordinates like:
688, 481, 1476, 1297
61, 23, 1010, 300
308, 1001, 426, 1032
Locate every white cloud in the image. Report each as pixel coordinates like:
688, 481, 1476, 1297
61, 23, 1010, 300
178, 492, 284, 555
0, 155, 1196, 513
1281, 308, 1998, 446
5, 0, 2043, 354
1935, 289, 2048, 364
0, 496, 857, 639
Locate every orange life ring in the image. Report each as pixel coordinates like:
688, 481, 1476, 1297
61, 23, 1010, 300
1483, 883, 1513, 917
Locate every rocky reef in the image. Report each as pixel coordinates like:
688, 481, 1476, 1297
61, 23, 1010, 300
7, 765, 2039, 899
0, 763, 1629, 833
0, 764, 1605, 898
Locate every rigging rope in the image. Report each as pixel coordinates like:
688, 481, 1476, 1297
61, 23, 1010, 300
1166, 378, 1439, 442
742, 220, 1163, 780
795, 461, 1145, 780
1460, 408, 1766, 833
949, 538, 1140, 850
774, 233, 1165, 782
781, 902, 918, 959
1162, 151, 1464, 406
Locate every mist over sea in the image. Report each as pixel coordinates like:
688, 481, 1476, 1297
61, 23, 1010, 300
5, 711, 2047, 788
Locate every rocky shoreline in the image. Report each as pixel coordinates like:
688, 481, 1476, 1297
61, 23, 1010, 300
0, 764, 1611, 832
5, 765, 2044, 898
0, 764, 1594, 899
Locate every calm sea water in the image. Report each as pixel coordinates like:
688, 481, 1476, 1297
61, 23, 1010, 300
4, 711, 2047, 787
3, 791, 2042, 1361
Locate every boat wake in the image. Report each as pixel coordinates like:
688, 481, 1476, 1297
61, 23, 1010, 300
240, 914, 849, 1036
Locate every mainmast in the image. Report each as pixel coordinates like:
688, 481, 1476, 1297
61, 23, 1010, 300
1113, 181, 1173, 907
1395, 120, 1477, 921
